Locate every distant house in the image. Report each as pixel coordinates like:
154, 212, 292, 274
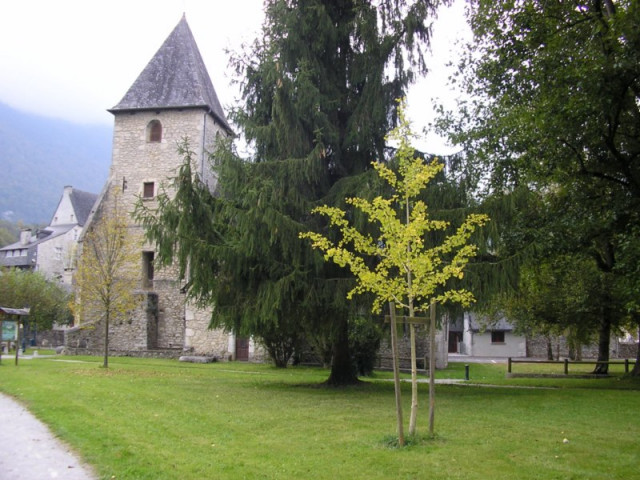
0, 186, 97, 285
449, 312, 527, 357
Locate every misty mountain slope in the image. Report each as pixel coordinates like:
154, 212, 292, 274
0, 102, 111, 224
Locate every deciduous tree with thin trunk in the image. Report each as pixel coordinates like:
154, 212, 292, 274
74, 192, 139, 368
439, 0, 640, 373
301, 101, 488, 442
0, 269, 72, 331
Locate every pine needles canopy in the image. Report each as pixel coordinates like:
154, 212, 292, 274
136, 0, 447, 384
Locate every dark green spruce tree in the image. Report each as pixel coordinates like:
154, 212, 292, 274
135, 0, 444, 384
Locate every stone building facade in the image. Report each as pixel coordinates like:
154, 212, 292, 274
0, 185, 97, 285
66, 15, 263, 361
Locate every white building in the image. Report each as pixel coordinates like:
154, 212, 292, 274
0, 186, 97, 285
449, 312, 527, 358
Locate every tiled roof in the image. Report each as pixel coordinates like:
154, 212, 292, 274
0, 225, 73, 269
0, 240, 37, 268
110, 15, 232, 133
467, 313, 515, 332
0, 226, 72, 252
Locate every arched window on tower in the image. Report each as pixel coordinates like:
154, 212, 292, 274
147, 120, 162, 143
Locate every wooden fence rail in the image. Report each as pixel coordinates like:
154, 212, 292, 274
508, 357, 633, 375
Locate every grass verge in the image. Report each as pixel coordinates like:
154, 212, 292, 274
1, 356, 638, 479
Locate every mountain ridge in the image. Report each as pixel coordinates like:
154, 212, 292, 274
0, 102, 112, 224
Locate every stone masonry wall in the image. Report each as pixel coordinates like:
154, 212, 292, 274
36, 228, 79, 284
68, 108, 246, 359
377, 325, 430, 370
526, 334, 631, 359
184, 302, 232, 358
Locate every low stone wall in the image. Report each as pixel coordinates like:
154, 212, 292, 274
527, 334, 635, 359
62, 347, 186, 359
35, 329, 65, 348
377, 326, 430, 370
184, 302, 231, 357
618, 342, 638, 359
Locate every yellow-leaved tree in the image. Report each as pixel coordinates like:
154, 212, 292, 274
74, 191, 140, 368
300, 99, 488, 445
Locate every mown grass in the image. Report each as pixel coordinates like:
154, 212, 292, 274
1, 356, 639, 480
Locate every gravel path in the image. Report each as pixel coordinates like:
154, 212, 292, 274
0, 392, 96, 480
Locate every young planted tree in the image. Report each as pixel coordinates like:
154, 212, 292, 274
301, 102, 488, 442
74, 193, 139, 368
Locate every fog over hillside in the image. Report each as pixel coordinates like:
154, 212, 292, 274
0, 102, 111, 224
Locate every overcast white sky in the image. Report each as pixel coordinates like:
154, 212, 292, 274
0, 0, 469, 154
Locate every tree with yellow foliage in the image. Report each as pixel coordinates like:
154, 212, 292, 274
74, 192, 139, 368
300, 100, 488, 444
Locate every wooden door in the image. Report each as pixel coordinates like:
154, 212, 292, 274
235, 337, 249, 361
448, 332, 461, 353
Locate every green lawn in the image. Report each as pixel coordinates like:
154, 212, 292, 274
1, 356, 638, 480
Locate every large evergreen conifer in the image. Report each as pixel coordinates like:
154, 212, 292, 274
136, 0, 443, 385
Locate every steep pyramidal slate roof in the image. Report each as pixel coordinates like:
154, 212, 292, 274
110, 15, 231, 133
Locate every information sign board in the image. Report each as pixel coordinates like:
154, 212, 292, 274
2, 320, 18, 341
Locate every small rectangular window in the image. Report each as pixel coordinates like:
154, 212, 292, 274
143, 182, 155, 198
491, 331, 505, 344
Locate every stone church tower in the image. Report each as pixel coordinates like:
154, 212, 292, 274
69, 16, 258, 360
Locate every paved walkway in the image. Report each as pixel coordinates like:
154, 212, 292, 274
448, 354, 510, 364
0, 392, 96, 480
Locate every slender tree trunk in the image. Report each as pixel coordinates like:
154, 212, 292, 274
428, 299, 436, 438
592, 314, 611, 375
406, 196, 419, 436
631, 319, 640, 376
15, 319, 21, 366
408, 323, 418, 435
326, 316, 358, 386
103, 310, 109, 369
568, 330, 576, 361
389, 302, 404, 446
593, 245, 614, 375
